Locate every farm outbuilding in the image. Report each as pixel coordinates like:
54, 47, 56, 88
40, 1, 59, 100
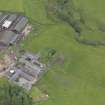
0, 12, 29, 47
2, 20, 12, 29
0, 30, 18, 46
7, 14, 17, 22
13, 17, 28, 33
0, 12, 3, 20
2, 14, 17, 29
0, 14, 9, 25
5, 53, 46, 90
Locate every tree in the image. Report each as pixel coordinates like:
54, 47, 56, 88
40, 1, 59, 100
0, 78, 34, 105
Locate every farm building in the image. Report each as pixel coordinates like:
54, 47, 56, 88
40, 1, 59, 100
12, 17, 28, 33
0, 12, 2, 17
0, 12, 29, 47
0, 13, 9, 26
0, 30, 18, 46
5, 53, 46, 91
2, 14, 17, 29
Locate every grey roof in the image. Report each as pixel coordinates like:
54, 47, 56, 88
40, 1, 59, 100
0, 31, 17, 46
0, 12, 3, 20
9, 15, 23, 30
9, 34, 19, 44
7, 14, 17, 22
10, 69, 34, 81
21, 65, 40, 78
20, 59, 42, 72
20, 70, 34, 81
0, 14, 9, 24
13, 17, 28, 33
10, 69, 21, 81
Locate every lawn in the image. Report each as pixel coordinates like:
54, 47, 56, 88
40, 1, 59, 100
1, 0, 105, 105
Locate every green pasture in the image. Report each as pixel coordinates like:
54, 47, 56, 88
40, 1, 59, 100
0, 0, 105, 105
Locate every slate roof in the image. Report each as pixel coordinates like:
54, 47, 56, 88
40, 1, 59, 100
0, 14, 9, 25
13, 17, 28, 33
0, 12, 3, 20
0, 30, 18, 46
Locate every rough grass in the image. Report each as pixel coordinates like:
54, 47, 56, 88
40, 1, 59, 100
1, 0, 105, 105
30, 87, 43, 98
81, 29, 105, 41
74, 0, 105, 41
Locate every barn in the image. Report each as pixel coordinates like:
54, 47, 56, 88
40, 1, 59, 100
12, 17, 28, 34
0, 30, 18, 46
0, 12, 29, 47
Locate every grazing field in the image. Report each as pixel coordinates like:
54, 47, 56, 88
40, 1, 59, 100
74, 0, 105, 42
23, 23, 105, 105
0, 0, 23, 12
1, 0, 105, 105
24, 0, 53, 24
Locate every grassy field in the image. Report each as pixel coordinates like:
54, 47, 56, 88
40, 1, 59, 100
0, 0, 23, 12
23, 23, 105, 105
74, 0, 105, 41
1, 0, 105, 105
23, 0, 53, 24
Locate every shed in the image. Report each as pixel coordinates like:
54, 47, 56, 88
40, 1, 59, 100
13, 17, 28, 33
9, 34, 19, 45
0, 12, 3, 20
0, 14, 9, 24
0, 31, 17, 46
2, 14, 17, 28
